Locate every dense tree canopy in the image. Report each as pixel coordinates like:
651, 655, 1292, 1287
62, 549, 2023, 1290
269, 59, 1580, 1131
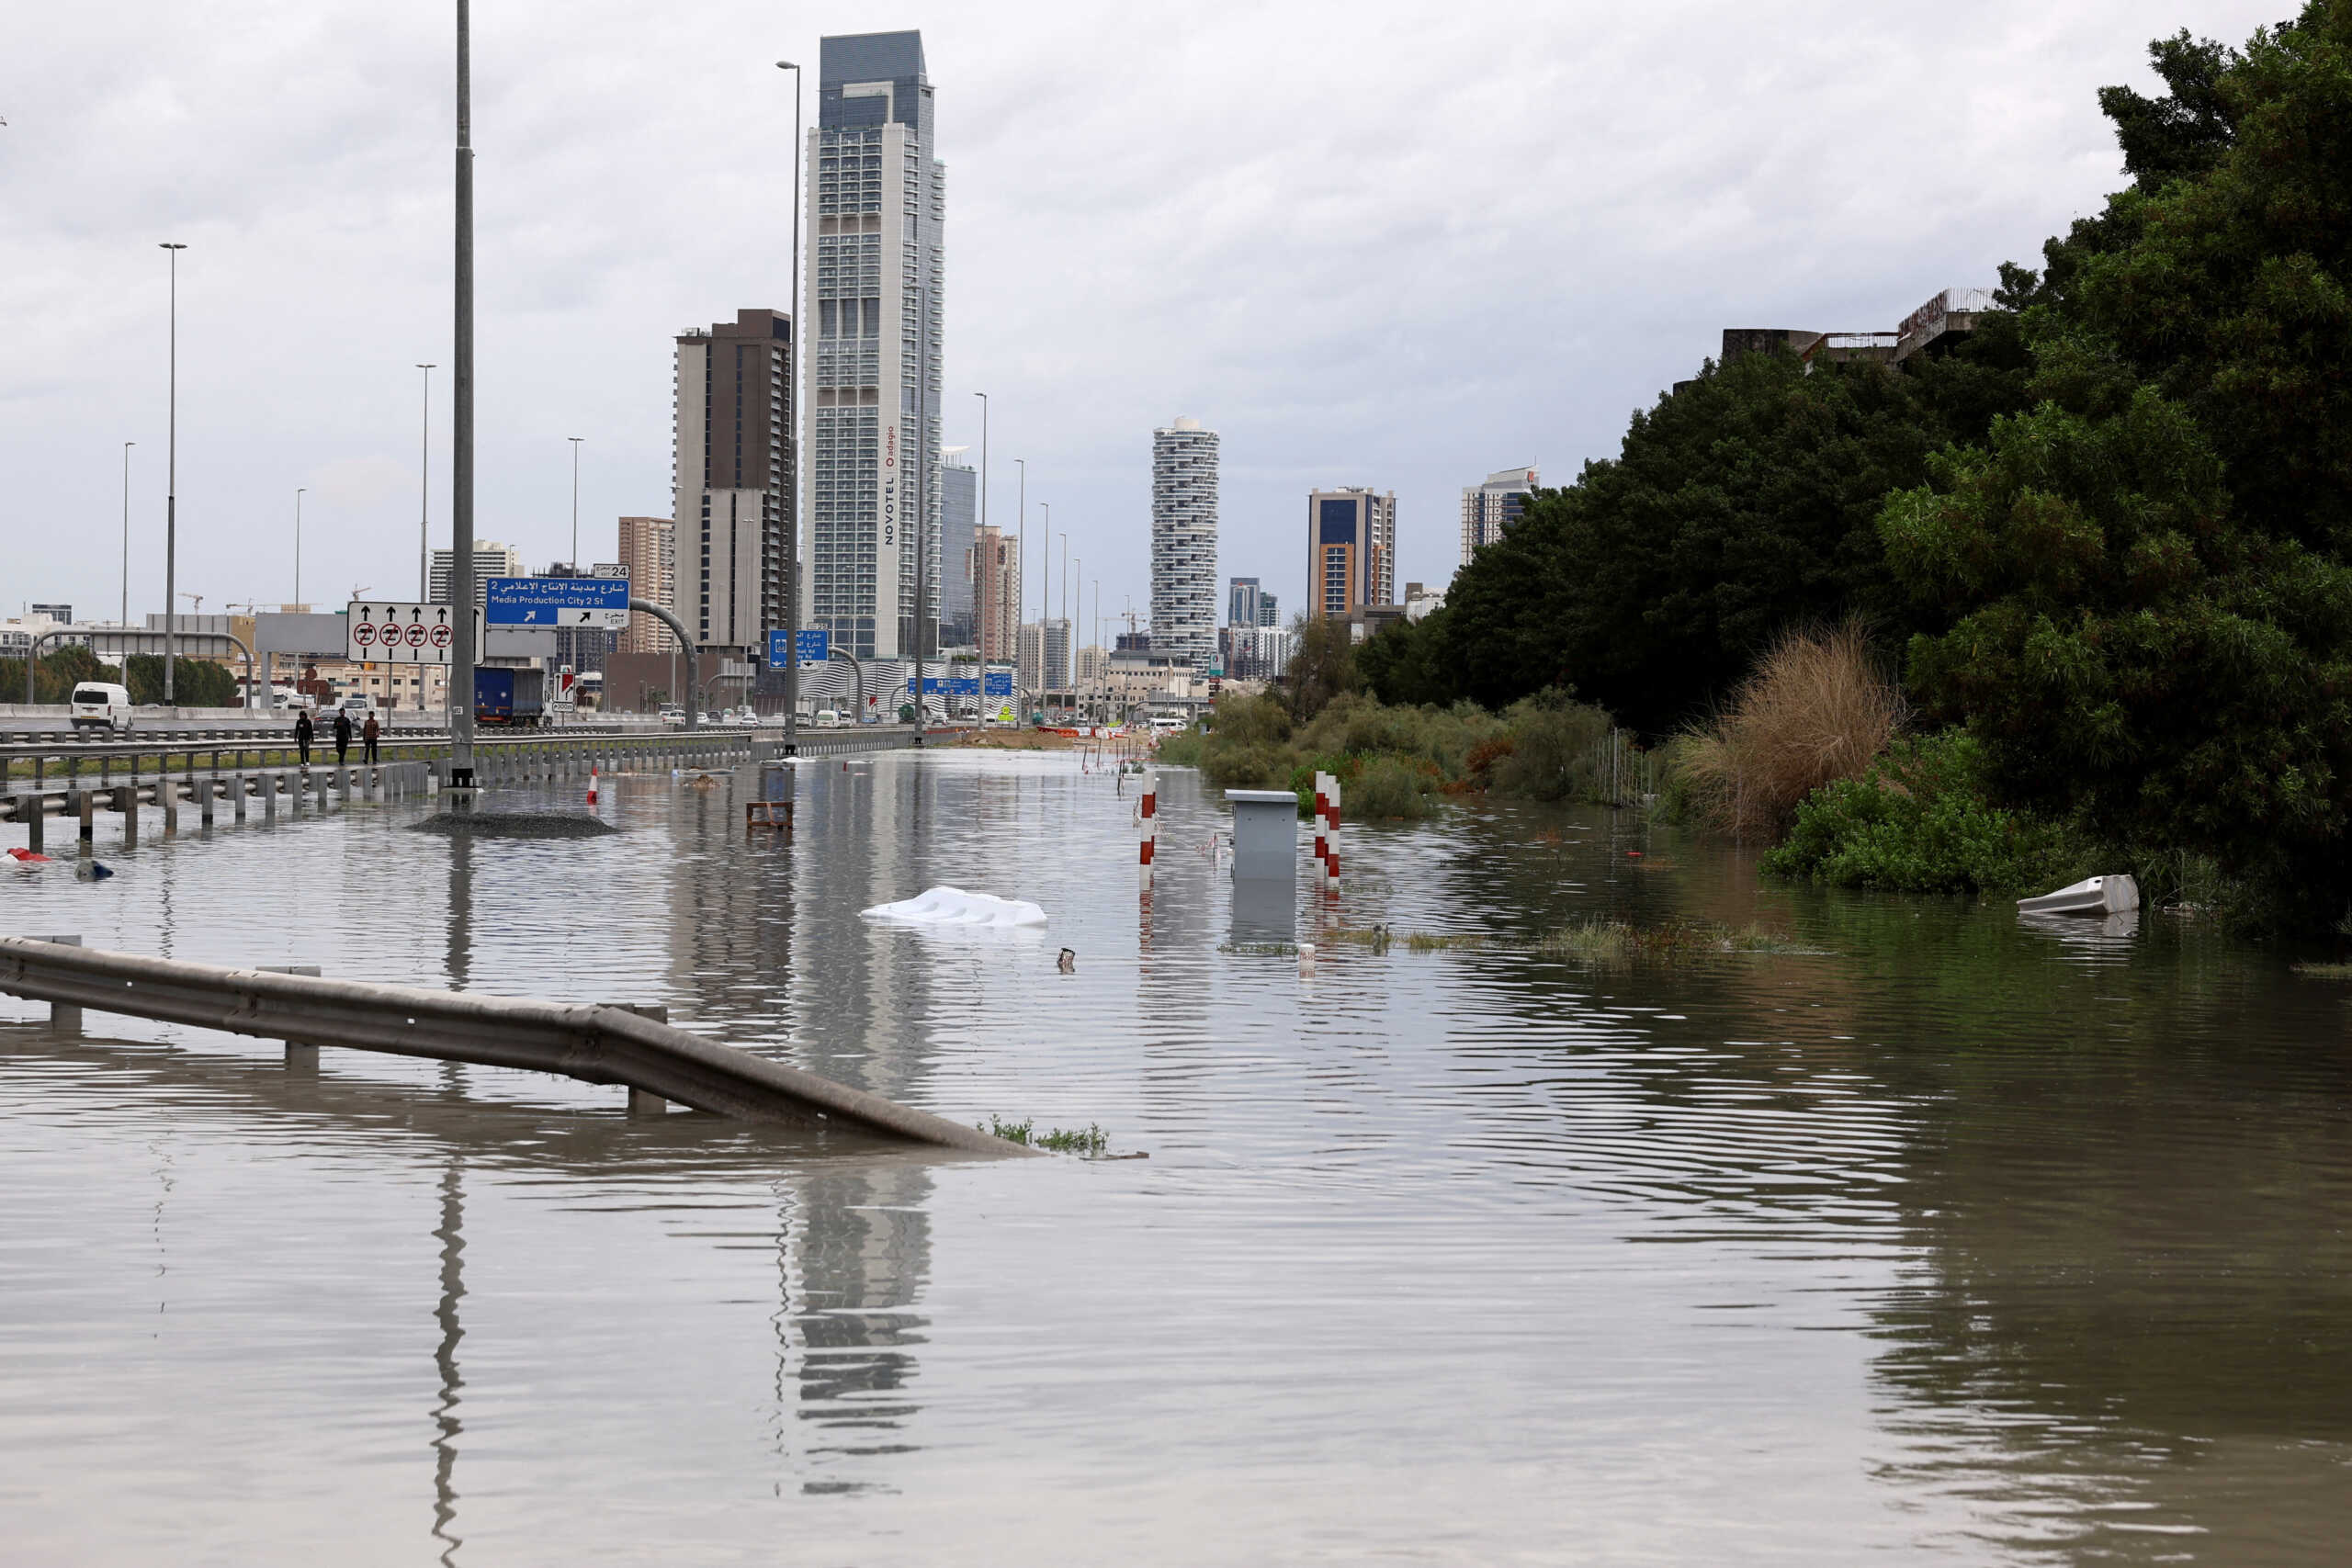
1361, 324, 2029, 733
1889, 2, 2352, 911
1351, 3, 2352, 919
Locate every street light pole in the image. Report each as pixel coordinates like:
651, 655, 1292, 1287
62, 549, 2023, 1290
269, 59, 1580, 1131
119, 442, 134, 628
972, 389, 987, 725
776, 59, 803, 753
294, 488, 306, 606
1040, 501, 1052, 704
450, 0, 478, 788
416, 364, 435, 601
1014, 457, 1025, 717
912, 283, 929, 745
567, 437, 582, 568
159, 242, 186, 705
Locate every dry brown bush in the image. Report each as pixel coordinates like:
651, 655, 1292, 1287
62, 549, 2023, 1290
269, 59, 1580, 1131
1678, 621, 1903, 839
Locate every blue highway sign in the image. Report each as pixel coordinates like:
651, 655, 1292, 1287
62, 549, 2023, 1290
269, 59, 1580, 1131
766, 628, 830, 665
485, 577, 630, 628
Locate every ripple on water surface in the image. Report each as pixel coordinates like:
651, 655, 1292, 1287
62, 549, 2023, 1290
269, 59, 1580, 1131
1, 750, 2347, 1564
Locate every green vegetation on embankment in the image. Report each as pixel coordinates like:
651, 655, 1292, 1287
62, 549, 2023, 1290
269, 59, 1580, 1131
1320, 6, 2352, 932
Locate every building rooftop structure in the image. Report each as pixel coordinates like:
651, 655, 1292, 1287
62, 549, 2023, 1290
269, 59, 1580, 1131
1711, 288, 1996, 381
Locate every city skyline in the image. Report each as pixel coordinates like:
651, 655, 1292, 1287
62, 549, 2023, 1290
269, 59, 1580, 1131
0, 1, 2278, 633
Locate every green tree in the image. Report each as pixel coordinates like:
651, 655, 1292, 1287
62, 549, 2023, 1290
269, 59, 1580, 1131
1283, 613, 1361, 721
1437, 327, 2030, 734
1885, 2, 2352, 916
28, 643, 106, 705
123, 654, 240, 707
1355, 607, 1454, 707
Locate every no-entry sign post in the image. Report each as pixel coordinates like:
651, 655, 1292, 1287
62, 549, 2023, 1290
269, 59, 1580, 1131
346, 603, 472, 665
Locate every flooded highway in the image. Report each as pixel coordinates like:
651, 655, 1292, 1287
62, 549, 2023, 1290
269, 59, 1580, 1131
3, 749, 2347, 1564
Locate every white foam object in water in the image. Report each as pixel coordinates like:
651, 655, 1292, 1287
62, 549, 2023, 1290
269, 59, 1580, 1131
861, 886, 1048, 929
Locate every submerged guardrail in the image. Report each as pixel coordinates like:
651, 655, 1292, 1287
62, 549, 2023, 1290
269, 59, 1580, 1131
0, 936, 1024, 1156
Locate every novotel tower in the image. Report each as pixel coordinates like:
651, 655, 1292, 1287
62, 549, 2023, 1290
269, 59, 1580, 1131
801, 29, 944, 662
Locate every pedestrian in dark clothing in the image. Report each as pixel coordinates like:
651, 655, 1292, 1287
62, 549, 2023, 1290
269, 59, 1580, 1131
294, 709, 313, 768
362, 712, 380, 763
334, 709, 353, 765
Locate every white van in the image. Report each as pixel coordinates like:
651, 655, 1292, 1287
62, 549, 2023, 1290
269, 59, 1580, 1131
70, 682, 134, 734
814, 709, 844, 728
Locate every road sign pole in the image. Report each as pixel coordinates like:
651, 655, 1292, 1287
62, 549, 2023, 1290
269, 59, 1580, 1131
450, 0, 477, 790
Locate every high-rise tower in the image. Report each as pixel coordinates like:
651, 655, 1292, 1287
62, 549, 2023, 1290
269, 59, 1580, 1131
1151, 415, 1219, 673
673, 309, 794, 651
803, 29, 944, 662
1460, 465, 1537, 565
1307, 488, 1396, 619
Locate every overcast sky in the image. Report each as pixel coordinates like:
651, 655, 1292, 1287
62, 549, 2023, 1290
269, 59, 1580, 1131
0, 0, 2288, 639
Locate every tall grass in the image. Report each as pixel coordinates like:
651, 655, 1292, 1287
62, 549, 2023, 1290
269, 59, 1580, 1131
1677, 621, 1903, 839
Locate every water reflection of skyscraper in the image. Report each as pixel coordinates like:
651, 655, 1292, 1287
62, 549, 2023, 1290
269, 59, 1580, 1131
784, 1162, 935, 1484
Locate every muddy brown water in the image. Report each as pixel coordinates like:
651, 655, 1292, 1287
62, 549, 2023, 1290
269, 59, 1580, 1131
2, 751, 2346, 1564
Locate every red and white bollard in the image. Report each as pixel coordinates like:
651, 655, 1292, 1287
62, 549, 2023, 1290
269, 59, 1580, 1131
586, 765, 599, 807
1137, 766, 1159, 887
1312, 770, 1342, 890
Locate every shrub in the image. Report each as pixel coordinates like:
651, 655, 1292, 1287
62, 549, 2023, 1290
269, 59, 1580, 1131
1204, 740, 1293, 790
1347, 754, 1438, 819
1762, 731, 2084, 893
1154, 730, 1204, 767
1678, 621, 1903, 838
1491, 689, 1614, 801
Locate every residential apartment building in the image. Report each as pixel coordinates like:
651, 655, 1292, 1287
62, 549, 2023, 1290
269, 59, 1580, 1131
803, 28, 944, 662
674, 307, 794, 653
1307, 488, 1396, 619
1227, 576, 1262, 629
941, 452, 976, 647
1018, 617, 1070, 694
617, 515, 677, 654
1151, 415, 1219, 672
1460, 465, 1537, 564
429, 541, 522, 607
967, 524, 1019, 663
1222, 622, 1296, 681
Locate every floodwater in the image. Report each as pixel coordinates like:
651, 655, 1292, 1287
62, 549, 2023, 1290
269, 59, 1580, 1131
2, 750, 2346, 1565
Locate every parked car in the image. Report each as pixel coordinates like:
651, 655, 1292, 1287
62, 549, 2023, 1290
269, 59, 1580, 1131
69, 682, 134, 734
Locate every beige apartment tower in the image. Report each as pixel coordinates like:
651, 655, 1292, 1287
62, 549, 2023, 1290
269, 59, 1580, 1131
617, 515, 677, 654
967, 525, 1019, 663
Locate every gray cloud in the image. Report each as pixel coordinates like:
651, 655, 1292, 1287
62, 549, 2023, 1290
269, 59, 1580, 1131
0, 0, 2283, 634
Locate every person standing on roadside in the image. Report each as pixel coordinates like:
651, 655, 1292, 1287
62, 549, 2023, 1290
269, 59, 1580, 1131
334, 706, 353, 765
362, 710, 380, 764
294, 707, 313, 769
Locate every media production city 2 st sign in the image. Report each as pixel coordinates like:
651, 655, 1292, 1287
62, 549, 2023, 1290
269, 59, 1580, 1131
486, 577, 630, 628
345, 603, 473, 665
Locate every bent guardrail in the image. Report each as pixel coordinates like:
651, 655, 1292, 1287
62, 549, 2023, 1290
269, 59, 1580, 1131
0, 936, 1026, 1156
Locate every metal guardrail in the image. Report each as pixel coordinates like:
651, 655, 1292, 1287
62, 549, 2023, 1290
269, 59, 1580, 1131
0, 935, 1024, 1155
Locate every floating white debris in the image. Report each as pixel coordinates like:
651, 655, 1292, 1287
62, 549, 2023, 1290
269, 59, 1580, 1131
2016, 874, 2140, 917
861, 886, 1048, 929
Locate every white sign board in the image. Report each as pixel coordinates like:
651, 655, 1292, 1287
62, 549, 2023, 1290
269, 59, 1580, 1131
345, 603, 477, 665
483, 626, 557, 658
